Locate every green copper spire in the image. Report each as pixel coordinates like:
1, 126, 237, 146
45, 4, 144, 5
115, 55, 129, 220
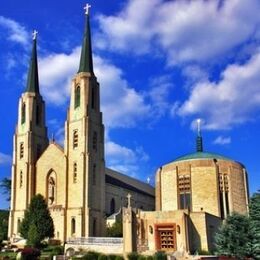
78, 4, 94, 74
196, 119, 203, 152
26, 30, 40, 93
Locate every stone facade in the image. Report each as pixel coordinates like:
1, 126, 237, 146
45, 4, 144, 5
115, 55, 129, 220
8, 12, 155, 243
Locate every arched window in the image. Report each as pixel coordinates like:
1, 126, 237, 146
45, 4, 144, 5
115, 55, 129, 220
19, 171, 23, 188
93, 164, 96, 185
21, 103, 26, 124
93, 218, 96, 237
93, 132, 97, 151
73, 162, 77, 183
73, 130, 78, 149
47, 171, 56, 205
71, 218, 76, 235
91, 86, 95, 109
20, 143, 24, 159
110, 198, 115, 215
75, 86, 80, 108
36, 105, 41, 125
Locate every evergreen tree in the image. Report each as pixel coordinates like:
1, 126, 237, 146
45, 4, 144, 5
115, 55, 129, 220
214, 212, 252, 259
19, 194, 54, 246
0, 177, 11, 201
249, 190, 260, 259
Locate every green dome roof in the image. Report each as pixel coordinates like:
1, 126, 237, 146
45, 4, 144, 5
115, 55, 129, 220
173, 152, 233, 163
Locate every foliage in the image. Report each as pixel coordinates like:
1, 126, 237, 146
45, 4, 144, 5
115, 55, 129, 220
153, 251, 167, 260
127, 252, 140, 260
146, 256, 153, 260
137, 255, 146, 260
114, 256, 124, 260
0, 177, 11, 201
106, 221, 123, 237
98, 254, 108, 260
0, 210, 9, 243
19, 194, 54, 246
82, 251, 101, 260
21, 247, 41, 260
107, 254, 118, 260
214, 212, 252, 259
27, 223, 41, 248
249, 190, 260, 259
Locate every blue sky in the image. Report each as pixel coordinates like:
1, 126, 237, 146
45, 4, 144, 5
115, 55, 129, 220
0, 0, 260, 209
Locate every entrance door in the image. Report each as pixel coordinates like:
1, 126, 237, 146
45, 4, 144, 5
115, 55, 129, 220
155, 224, 176, 251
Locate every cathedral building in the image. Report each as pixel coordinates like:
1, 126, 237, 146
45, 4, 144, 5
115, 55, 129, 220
8, 9, 154, 242
133, 122, 249, 254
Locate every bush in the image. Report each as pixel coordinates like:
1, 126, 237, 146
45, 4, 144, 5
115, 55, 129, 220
146, 256, 153, 260
127, 252, 140, 260
52, 245, 64, 255
153, 251, 167, 260
83, 251, 101, 260
107, 254, 117, 260
21, 247, 41, 260
137, 255, 147, 260
98, 254, 108, 260
115, 256, 124, 260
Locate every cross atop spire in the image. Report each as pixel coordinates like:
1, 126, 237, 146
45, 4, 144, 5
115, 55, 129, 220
84, 3, 91, 15
32, 30, 38, 40
196, 118, 203, 152
78, 4, 94, 74
26, 30, 40, 93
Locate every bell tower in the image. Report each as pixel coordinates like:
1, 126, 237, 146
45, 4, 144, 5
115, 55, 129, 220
8, 31, 48, 238
65, 5, 105, 238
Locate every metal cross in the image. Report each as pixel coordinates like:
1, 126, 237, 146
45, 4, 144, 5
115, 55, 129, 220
127, 193, 132, 208
84, 3, 91, 15
32, 30, 38, 40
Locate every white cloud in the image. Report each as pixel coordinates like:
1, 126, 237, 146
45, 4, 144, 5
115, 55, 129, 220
105, 140, 149, 177
0, 16, 29, 46
39, 48, 151, 128
213, 136, 231, 145
0, 152, 12, 165
96, 0, 260, 64
177, 51, 260, 129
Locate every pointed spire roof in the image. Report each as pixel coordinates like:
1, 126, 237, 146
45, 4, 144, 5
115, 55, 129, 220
196, 119, 203, 152
26, 30, 40, 93
78, 4, 94, 74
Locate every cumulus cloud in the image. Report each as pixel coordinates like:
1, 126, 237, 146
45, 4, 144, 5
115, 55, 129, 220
105, 140, 149, 177
0, 152, 12, 165
213, 136, 231, 145
177, 51, 260, 129
96, 0, 260, 64
0, 16, 29, 46
38, 48, 150, 128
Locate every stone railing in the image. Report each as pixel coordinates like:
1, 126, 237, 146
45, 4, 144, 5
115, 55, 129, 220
67, 237, 123, 245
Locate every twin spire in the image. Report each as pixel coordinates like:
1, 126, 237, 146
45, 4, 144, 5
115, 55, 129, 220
25, 4, 94, 93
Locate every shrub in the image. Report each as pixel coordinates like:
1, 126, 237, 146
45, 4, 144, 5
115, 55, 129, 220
137, 255, 147, 260
115, 256, 124, 260
107, 254, 117, 260
52, 245, 64, 255
21, 247, 41, 260
146, 256, 153, 260
153, 251, 167, 260
127, 252, 140, 260
83, 251, 101, 260
98, 254, 108, 260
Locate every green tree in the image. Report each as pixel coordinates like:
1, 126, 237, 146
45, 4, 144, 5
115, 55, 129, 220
0, 210, 9, 243
0, 177, 11, 201
214, 212, 252, 259
106, 220, 122, 237
27, 223, 41, 248
19, 194, 54, 246
249, 190, 260, 259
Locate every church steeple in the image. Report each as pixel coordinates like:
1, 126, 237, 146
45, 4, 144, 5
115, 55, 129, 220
26, 30, 40, 94
78, 4, 94, 74
196, 119, 203, 152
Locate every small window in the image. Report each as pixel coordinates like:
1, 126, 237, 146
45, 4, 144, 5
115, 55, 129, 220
19, 171, 23, 188
75, 86, 80, 108
36, 144, 41, 159
110, 198, 115, 215
93, 132, 97, 151
20, 143, 24, 159
91, 87, 95, 109
73, 130, 78, 148
17, 219, 21, 232
21, 103, 26, 124
71, 218, 76, 235
36, 105, 41, 125
93, 164, 96, 185
73, 162, 77, 183
93, 218, 97, 236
